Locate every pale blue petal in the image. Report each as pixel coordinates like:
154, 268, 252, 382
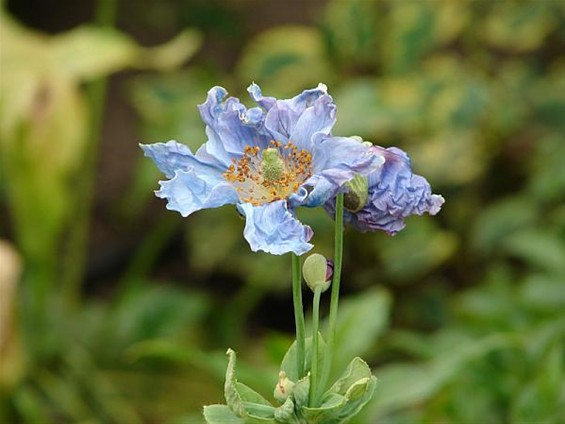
302, 136, 384, 207
140, 140, 194, 178
156, 165, 238, 217
238, 201, 313, 255
198, 86, 270, 166
247, 83, 276, 110
262, 84, 336, 150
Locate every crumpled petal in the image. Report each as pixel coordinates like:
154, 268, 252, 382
326, 146, 445, 234
247, 83, 276, 110
238, 201, 313, 255
261, 83, 336, 151
147, 142, 238, 216
302, 136, 385, 207
198, 86, 270, 166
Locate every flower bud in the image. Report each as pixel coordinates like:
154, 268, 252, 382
273, 371, 295, 402
302, 253, 332, 293
344, 174, 369, 213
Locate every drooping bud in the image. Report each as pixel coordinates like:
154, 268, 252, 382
273, 371, 295, 402
261, 147, 285, 182
302, 253, 332, 293
343, 174, 369, 213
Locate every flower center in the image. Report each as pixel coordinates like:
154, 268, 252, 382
223, 140, 313, 206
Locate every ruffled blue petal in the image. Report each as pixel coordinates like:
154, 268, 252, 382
302, 136, 385, 207
247, 83, 276, 110
262, 84, 336, 151
155, 160, 238, 217
140, 140, 194, 178
238, 201, 313, 255
327, 146, 445, 234
198, 86, 270, 166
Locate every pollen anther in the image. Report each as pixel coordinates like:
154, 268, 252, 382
223, 141, 313, 206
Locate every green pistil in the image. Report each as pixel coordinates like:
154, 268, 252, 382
261, 148, 285, 182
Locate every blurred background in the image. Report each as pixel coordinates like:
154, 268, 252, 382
1, 0, 564, 422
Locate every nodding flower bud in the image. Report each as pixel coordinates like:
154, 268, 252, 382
273, 371, 295, 402
302, 253, 332, 293
261, 148, 285, 182
344, 174, 369, 213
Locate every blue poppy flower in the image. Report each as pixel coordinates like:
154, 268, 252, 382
141, 84, 383, 255
326, 145, 445, 234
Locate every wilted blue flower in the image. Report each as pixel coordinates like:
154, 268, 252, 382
141, 84, 383, 255
325, 145, 445, 234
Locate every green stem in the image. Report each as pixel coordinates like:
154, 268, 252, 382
309, 286, 323, 407
60, 0, 117, 311
320, 193, 344, 393
291, 253, 305, 378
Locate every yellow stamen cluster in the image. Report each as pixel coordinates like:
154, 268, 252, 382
223, 140, 313, 206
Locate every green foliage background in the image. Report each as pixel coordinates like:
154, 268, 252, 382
1, 0, 564, 423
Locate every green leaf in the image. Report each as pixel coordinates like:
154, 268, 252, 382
329, 357, 374, 397
135, 29, 202, 71
472, 196, 538, 255
274, 397, 295, 423
50, 26, 138, 80
236, 383, 272, 407
292, 376, 310, 410
502, 230, 565, 276
223, 349, 277, 422
280, 335, 327, 382
203, 405, 244, 424
376, 219, 457, 282
300, 357, 377, 423
224, 349, 246, 417
327, 288, 390, 379
323, 0, 380, 68
51, 27, 201, 80
481, 2, 557, 52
